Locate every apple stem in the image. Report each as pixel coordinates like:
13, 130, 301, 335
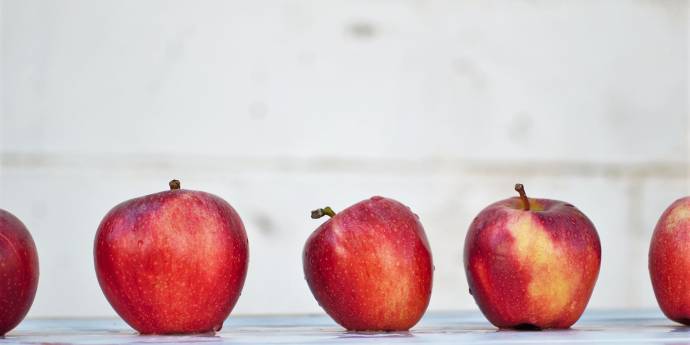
514, 183, 530, 211
169, 179, 181, 190
311, 207, 336, 219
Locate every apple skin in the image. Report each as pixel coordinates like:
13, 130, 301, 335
464, 193, 600, 329
649, 197, 690, 325
303, 196, 433, 331
94, 182, 249, 334
0, 209, 39, 336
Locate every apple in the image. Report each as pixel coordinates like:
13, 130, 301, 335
464, 184, 600, 329
94, 180, 249, 334
649, 197, 690, 324
303, 196, 433, 331
0, 209, 39, 336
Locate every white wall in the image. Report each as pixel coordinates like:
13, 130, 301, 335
0, 0, 688, 318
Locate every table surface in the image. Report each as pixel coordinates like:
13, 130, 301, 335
2, 310, 690, 345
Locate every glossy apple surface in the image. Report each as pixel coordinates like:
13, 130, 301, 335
649, 197, 690, 324
464, 185, 600, 329
303, 196, 433, 331
94, 180, 249, 334
0, 209, 39, 336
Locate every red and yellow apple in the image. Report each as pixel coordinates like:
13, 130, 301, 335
303, 196, 433, 331
94, 180, 249, 334
649, 197, 690, 324
0, 209, 39, 336
464, 184, 600, 329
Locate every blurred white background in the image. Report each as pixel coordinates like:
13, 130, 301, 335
0, 0, 688, 318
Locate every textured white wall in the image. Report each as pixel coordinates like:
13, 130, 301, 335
0, 0, 688, 318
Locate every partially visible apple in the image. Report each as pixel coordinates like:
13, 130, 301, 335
303, 196, 433, 331
0, 209, 39, 336
94, 180, 249, 334
464, 184, 600, 329
649, 197, 690, 324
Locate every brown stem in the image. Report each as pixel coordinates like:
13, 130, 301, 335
514, 183, 530, 211
169, 179, 181, 190
311, 207, 336, 219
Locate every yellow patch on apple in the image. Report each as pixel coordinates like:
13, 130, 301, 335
509, 214, 579, 319
664, 203, 690, 231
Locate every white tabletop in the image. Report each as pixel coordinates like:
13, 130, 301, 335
2, 310, 689, 344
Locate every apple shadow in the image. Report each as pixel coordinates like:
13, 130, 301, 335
136, 328, 221, 337
337, 330, 414, 340
130, 332, 222, 344
669, 325, 690, 333
496, 328, 542, 333
494, 324, 544, 332
512, 324, 542, 331
495, 326, 578, 333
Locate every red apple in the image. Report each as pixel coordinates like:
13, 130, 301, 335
649, 197, 690, 324
94, 180, 248, 334
303, 196, 433, 331
0, 209, 39, 336
464, 184, 600, 329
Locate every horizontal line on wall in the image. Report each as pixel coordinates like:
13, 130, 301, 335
0, 152, 687, 179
